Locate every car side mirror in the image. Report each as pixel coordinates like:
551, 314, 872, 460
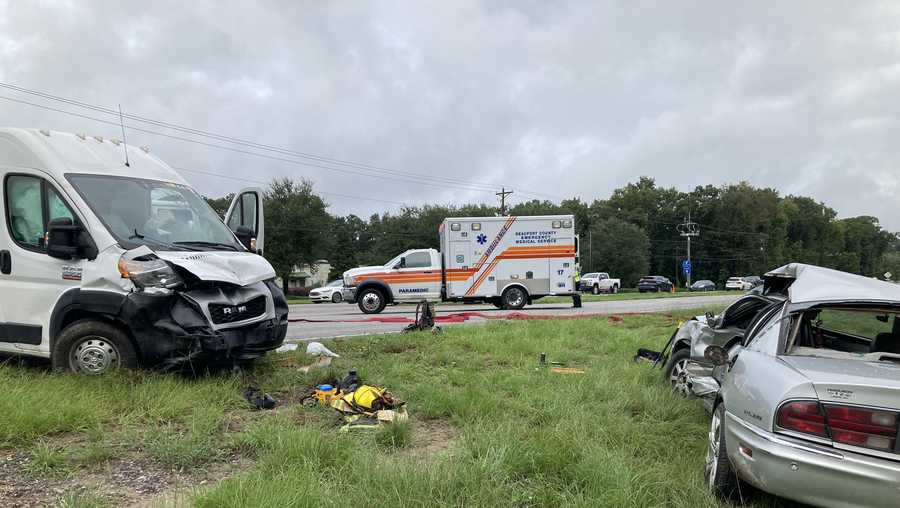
704, 345, 730, 366
234, 226, 255, 252
47, 217, 83, 260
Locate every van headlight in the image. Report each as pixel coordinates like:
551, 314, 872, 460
118, 255, 183, 290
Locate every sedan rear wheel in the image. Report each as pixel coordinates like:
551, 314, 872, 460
707, 404, 750, 502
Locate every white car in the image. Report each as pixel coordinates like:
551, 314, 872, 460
725, 277, 752, 291
309, 280, 344, 303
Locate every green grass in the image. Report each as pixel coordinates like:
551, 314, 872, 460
0, 307, 772, 507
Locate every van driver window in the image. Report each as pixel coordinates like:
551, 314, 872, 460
48, 187, 75, 224
6, 175, 44, 249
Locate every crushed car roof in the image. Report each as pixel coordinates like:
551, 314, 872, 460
765, 263, 900, 306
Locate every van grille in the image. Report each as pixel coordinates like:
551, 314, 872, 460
209, 296, 267, 324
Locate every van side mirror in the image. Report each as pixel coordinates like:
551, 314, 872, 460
47, 217, 83, 260
234, 226, 255, 252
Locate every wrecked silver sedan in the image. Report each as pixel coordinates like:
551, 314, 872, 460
702, 263, 900, 507
660, 293, 780, 403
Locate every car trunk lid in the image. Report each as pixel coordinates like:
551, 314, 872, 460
782, 355, 900, 409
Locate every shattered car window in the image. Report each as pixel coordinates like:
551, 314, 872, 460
791, 308, 900, 356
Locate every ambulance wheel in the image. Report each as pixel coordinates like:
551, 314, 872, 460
53, 320, 138, 375
357, 287, 387, 314
501, 286, 527, 310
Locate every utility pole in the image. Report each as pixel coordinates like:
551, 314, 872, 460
496, 187, 513, 215
677, 211, 700, 288
588, 228, 593, 273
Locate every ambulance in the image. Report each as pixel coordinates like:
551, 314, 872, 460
342, 215, 578, 313
0, 128, 288, 374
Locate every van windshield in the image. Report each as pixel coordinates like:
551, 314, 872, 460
67, 174, 242, 251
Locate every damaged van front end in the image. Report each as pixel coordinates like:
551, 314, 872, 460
109, 247, 289, 369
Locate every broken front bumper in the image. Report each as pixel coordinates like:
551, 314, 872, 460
122, 279, 289, 368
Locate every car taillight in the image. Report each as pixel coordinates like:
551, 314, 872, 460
777, 400, 899, 452
825, 405, 897, 452
777, 401, 828, 437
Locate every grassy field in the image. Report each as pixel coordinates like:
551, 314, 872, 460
0, 306, 789, 508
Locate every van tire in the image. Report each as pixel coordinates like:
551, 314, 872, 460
357, 287, 387, 314
52, 320, 138, 374
501, 286, 527, 310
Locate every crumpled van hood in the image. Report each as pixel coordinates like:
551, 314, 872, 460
157, 251, 276, 286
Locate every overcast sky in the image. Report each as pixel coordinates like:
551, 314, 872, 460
1, 1, 899, 230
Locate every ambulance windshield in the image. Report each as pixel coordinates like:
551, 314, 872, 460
67, 174, 242, 252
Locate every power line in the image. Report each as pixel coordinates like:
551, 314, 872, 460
174, 166, 409, 206
0, 82, 564, 201
0, 94, 521, 197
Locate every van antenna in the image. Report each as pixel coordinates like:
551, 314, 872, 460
118, 104, 130, 167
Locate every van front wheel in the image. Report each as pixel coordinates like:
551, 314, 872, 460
52, 320, 138, 374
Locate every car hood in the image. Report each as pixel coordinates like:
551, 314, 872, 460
157, 250, 276, 286
781, 355, 900, 409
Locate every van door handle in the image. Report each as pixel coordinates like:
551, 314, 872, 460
0, 250, 10, 275
423, 271, 433, 274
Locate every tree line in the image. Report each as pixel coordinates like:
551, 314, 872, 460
207, 176, 900, 289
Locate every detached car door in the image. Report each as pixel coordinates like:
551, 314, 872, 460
224, 187, 265, 254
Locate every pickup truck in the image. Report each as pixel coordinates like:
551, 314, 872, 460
578, 272, 620, 294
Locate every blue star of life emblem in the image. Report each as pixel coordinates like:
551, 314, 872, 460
476, 233, 487, 245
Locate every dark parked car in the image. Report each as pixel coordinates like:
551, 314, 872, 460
637, 276, 673, 293
689, 280, 716, 292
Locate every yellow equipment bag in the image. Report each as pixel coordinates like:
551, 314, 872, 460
330, 385, 389, 415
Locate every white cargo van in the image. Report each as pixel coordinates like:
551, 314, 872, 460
342, 215, 577, 313
0, 128, 288, 373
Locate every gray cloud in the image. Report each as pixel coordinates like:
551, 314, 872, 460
1, 0, 899, 228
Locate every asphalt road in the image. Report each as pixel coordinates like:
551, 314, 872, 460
284, 294, 739, 342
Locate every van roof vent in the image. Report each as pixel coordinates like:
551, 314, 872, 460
75, 133, 86, 140
93, 136, 104, 143
39, 129, 50, 137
